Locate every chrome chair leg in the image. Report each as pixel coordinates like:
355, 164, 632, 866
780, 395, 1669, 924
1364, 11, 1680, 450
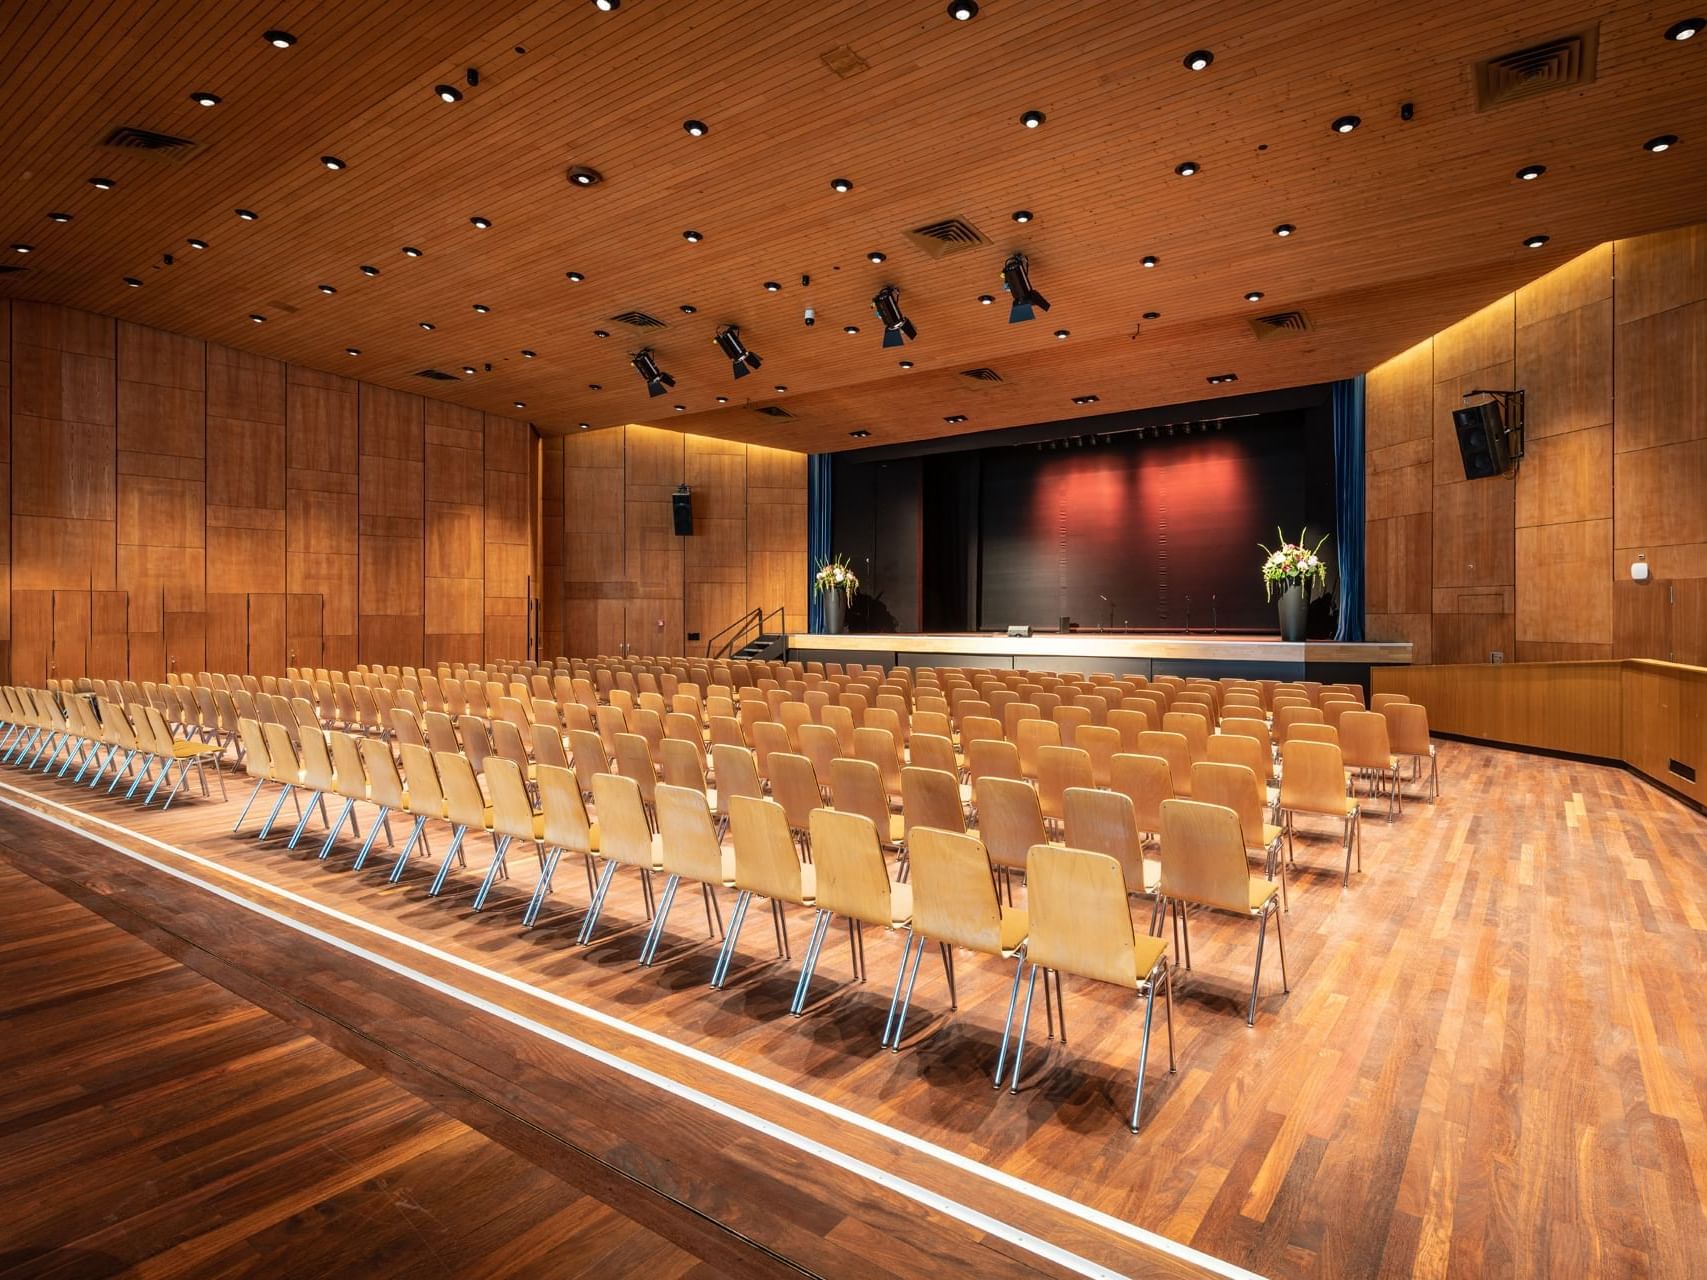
386, 815, 430, 883
1130, 980, 1158, 1133
1247, 911, 1269, 1026
638, 872, 682, 965
576, 859, 620, 945
991, 953, 1025, 1085
522, 845, 564, 928
710, 889, 754, 988
427, 825, 470, 895
318, 798, 359, 859
286, 790, 326, 849
257, 783, 295, 838
471, 835, 514, 911
350, 806, 390, 870
882, 929, 917, 1048
789, 909, 833, 1016
1008, 963, 1042, 1094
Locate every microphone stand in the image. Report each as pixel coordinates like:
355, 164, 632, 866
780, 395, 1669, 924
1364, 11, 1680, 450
1183, 595, 1192, 634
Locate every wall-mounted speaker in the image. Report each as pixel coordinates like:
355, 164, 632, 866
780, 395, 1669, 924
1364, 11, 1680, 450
1451, 400, 1512, 479
671, 487, 694, 536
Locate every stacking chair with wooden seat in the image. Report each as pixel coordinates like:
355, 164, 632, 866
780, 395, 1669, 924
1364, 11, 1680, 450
1005, 843, 1175, 1132
1384, 702, 1438, 800
1340, 710, 1403, 819
1277, 739, 1361, 885
140, 706, 228, 808
1162, 711, 1211, 763
793, 807, 913, 1016
830, 756, 907, 853
1076, 723, 1122, 788
1370, 692, 1410, 712
975, 774, 1051, 894
1013, 717, 1061, 781
1137, 730, 1193, 796
908, 732, 957, 777
711, 795, 817, 989
1063, 785, 1159, 900
578, 772, 663, 944
900, 765, 967, 859
1109, 752, 1173, 842
523, 763, 601, 927
282, 727, 339, 849
1191, 760, 1286, 908
348, 738, 410, 870
710, 743, 764, 838
769, 750, 827, 855
425, 752, 496, 897
1035, 744, 1093, 832
471, 756, 546, 912
1274, 704, 1324, 743
639, 783, 733, 966
315, 732, 376, 859
257, 721, 316, 838
1156, 798, 1285, 1026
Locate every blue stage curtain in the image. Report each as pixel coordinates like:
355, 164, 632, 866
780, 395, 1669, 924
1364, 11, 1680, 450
1332, 376, 1366, 642
807, 453, 833, 632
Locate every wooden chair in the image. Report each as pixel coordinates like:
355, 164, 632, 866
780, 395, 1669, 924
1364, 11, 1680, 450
1076, 723, 1121, 788
640, 783, 734, 966
472, 755, 546, 911
523, 763, 601, 928
794, 808, 913, 1015
1013, 717, 1061, 781
1136, 730, 1193, 796
1191, 760, 1286, 909
1063, 785, 1158, 898
712, 796, 817, 989
1162, 711, 1210, 764
975, 774, 1050, 890
387, 744, 447, 883
1035, 744, 1093, 831
1109, 752, 1173, 841
1340, 710, 1402, 819
1277, 739, 1361, 885
578, 772, 664, 945
830, 756, 906, 851
427, 752, 499, 897
1384, 702, 1438, 800
769, 750, 826, 855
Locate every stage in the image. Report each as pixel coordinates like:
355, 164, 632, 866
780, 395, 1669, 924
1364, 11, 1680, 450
786, 632, 1411, 683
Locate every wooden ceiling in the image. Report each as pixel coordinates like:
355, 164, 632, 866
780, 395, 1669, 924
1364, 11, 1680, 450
3, 0, 1704, 452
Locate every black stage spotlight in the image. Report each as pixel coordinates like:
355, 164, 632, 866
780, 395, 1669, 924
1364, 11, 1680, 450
1001, 253, 1050, 323
632, 348, 675, 397
872, 285, 916, 348
714, 325, 763, 378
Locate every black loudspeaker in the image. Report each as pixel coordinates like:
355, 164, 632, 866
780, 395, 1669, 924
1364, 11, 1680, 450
671, 488, 694, 536
1451, 401, 1511, 479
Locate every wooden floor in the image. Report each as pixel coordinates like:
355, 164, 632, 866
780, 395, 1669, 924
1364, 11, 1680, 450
0, 861, 719, 1279
2, 737, 1706, 1277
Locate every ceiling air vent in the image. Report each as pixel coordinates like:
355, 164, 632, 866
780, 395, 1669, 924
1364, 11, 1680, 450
414, 368, 461, 381
610, 310, 667, 329
904, 216, 990, 259
753, 405, 795, 420
103, 126, 197, 152
1248, 310, 1311, 340
960, 367, 1003, 382
820, 45, 869, 78
1473, 28, 1599, 111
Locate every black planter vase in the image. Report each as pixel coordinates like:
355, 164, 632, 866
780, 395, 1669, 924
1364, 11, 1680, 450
822, 591, 846, 635
1277, 584, 1307, 641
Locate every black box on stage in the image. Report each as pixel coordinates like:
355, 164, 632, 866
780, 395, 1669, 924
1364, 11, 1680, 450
671, 487, 693, 536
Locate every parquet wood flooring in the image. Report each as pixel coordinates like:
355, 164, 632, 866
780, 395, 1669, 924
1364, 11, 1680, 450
2, 739, 1705, 1277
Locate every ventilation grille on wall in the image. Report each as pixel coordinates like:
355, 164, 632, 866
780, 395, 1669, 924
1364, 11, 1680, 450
610, 310, 667, 328
753, 405, 795, 419
103, 126, 197, 152
820, 45, 869, 78
1473, 28, 1599, 111
415, 368, 461, 380
960, 367, 1003, 382
1247, 310, 1312, 340
904, 216, 990, 259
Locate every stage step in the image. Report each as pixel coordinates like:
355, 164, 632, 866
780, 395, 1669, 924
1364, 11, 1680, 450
733, 634, 786, 662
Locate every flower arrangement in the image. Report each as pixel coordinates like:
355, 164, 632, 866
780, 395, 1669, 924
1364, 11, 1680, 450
1258, 528, 1330, 602
812, 554, 860, 601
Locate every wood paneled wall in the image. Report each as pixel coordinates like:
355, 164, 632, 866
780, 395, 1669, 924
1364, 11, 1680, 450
2, 300, 538, 682
1365, 222, 1707, 665
559, 425, 807, 658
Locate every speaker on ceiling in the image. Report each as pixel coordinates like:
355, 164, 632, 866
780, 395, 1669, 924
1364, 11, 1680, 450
671, 486, 694, 536
1451, 400, 1512, 480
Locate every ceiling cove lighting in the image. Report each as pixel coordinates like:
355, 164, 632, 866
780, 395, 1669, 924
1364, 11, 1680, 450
684, 119, 708, 136
1523, 234, 1550, 249
682, 229, 703, 242
470, 216, 491, 228
1141, 254, 1159, 267
124, 276, 142, 287
947, 1, 978, 19
1175, 160, 1199, 176
402, 245, 423, 257
1332, 115, 1361, 133
1273, 223, 1295, 236
435, 84, 463, 103
1665, 17, 1703, 39
320, 155, 346, 170
89, 177, 115, 189
236, 208, 259, 220
1183, 49, 1213, 70
1020, 110, 1046, 128
48, 211, 73, 223
1515, 164, 1546, 180
873, 285, 917, 347
1002, 253, 1050, 322
831, 177, 854, 192
263, 30, 296, 47
188, 237, 207, 249
632, 348, 675, 397
1644, 134, 1679, 151
191, 91, 221, 107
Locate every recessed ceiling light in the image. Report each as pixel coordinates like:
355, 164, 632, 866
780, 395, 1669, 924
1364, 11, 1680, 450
1141, 254, 1159, 267
1183, 49, 1213, 70
682, 229, 703, 242
899, 360, 914, 369
1644, 134, 1679, 152
402, 245, 422, 257
320, 155, 346, 170
593, 329, 609, 338
1021, 110, 1046, 128
1012, 209, 1033, 223
850, 428, 871, 438
462, 366, 477, 374
1053, 329, 1070, 339
680, 304, 697, 314
764, 280, 781, 291
123, 276, 142, 287
360, 264, 380, 276
263, 30, 296, 48
1175, 161, 1199, 176
1273, 223, 1295, 236
419, 321, 436, 330
717, 396, 729, 403
867, 251, 886, 264
1665, 17, 1704, 39
1515, 165, 1546, 181
947, 0, 978, 19
1523, 234, 1550, 249
978, 294, 994, 305
945, 415, 967, 423
773, 384, 788, 392
673, 404, 685, 412
318, 283, 336, 294
236, 208, 259, 220
1142, 310, 1160, 320
47, 211, 73, 223
1072, 394, 1100, 405
831, 177, 853, 192
470, 216, 491, 228
89, 177, 115, 190
435, 84, 463, 103
589, 383, 602, 390
1332, 115, 1361, 134
521, 349, 536, 358
566, 270, 585, 282
1206, 372, 1238, 384
593, 0, 619, 9
515, 401, 526, 409
249, 313, 266, 323
187, 237, 207, 249
473, 303, 490, 313
345, 347, 361, 355
1244, 290, 1264, 301
683, 119, 708, 136
10, 243, 32, 253
567, 166, 603, 187
843, 324, 859, 334
191, 91, 221, 107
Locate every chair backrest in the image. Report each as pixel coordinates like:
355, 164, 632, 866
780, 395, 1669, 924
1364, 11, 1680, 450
728, 795, 806, 902
1159, 798, 1256, 913
296, 725, 335, 789
1024, 844, 1141, 987
1051, 704, 1090, 746
911, 710, 952, 740
328, 732, 368, 800
907, 828, 1010, 955
1279, 739, 1350, 814
1035, 744, 1093, 821
975, 774, 1049, 872
359, 737, 406, 808
237, 717, 273, 780
828, 756, 893, 844
659, 736, 707, 793
1220, 716, 1273, 761
1136, 730, 1192, 794
769, 751, 825, 832
591, 772, 654, 868
655, 783, 727, 884
1339, 709, 1393, 770
531, 722, 570, 772
966, 737, 1021, 791
909, 732, 957, 776
1013, 717, 1060, 778
1062, 785, 1149, 896
852, 725, 903, 798
400, 742, 447, 819
1073, 723, 1121, 788
538, 763, 594, 852
1106, 708, 1149, 753
901, 765, 966, 838
1190, 760, 1266, 847
568, 728, 608, 794
1275, 705, 1324, 741
1290, 722, 1339, 746
1206, 732, 1269, 790
1109, 751, 1173, 832
486, 755, 538, 843
435, 751, 489, 829
1383, 701, 1432, 756
711, 743, 764, 815
613, 732, 658, 803
1371, 692, 1410, 711
751, 720, 790, 780
810, 807, 900, 926
1162, 711, 1210, 763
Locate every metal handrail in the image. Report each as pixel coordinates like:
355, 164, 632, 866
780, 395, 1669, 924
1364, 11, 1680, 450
705, 605, 787, 659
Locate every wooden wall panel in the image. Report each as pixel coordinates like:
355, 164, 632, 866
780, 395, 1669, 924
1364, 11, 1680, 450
286, 368, 357, 668
0, 301, 10, 678
423, 399, 484, 664
483, 414, 532, 660
357, 384, 425, 668
540, 435, 565, 660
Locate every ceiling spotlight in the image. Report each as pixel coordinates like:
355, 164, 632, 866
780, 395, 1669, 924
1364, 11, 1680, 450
843, 324, 859, 334
1142, 310, 1161, 320
1523, 234, 1550, 249
763, 281, 781, 292
10, 243, 32, 254
1273, 223, 1295, 236
435, 84, 463, 103
682, 229, 703, 242
632, 348, 676, 397
346, 347, 361, 355
1665, 17, 1703, 39
419, 321, 436, 330
124, 276, 142, 287
713, 325, 764, 378
593, 0, 619, 9
945, 415, 968, 424
567, 166, 603, 187
873, 285, 917, 348
1332, 115, 1361, 134
682, 119, 709, 138
589, 383, 602, 390
401, 246, 423, 257
1072, 394, 1100, 405
1020, 110, 1046, 128
318, 283, 336, 294
263, 30, 296, 47
773, 384, 788, 393
473, 303, 490, 313
249, 313, 266, 323
566, 271, 585, 282
521, 349, 536, 358
680, 304, 697, 314
89, 177, 115, 190
514, 401, 526, 409
1053, 329, 1070, 339
593, 329, 610, 338
867, 251, 886, 264
360, 264, 380, 276
187, 237, 208, 248
48, 211, 73, 222
900, 360, 914, 369
716, 396, 729, 403
850, 429, 871, 438
1244, 290, 1264, 301
462, 366, 477, 375
470, 216, 491, 228
579, 423, 590, 430
1206, 372, 1239, 384
1141, 254, 1159, 267
978, 294, 994, 305
1012, 209, 1033, 223
831, 177, 854, 192
320, 155, 346, 170
1644, 134, 1679, 152
1175, 160, 1199, 176
191, 91, 221, 107
1002, 253, 1050, 323
236, 208, 259, 220
672, 404, 686, 412
1515, 165, 1546, 181
1183, 49, 1214, 70
947, 0, 978, 18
